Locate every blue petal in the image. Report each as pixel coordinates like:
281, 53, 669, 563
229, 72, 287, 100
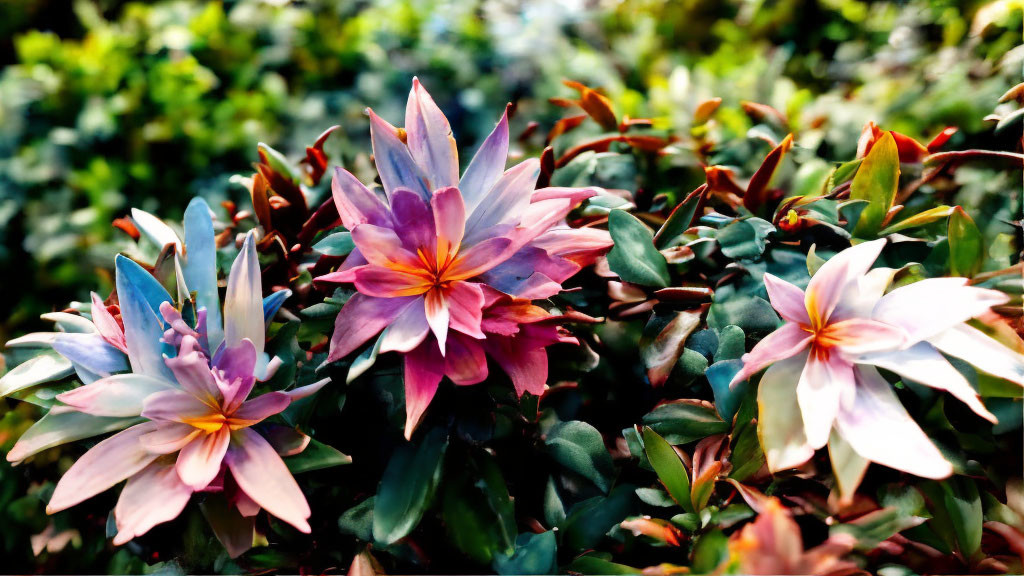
115, 255, 175, 381
53, 333, 130, 381
183, 197, 223, 352
263, 289, 292, 325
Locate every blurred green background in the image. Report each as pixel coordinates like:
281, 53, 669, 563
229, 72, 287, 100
0, 0, 1020, 568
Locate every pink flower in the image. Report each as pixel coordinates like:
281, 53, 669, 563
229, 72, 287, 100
317, 79, 610, 438
732, 239, 1024, 480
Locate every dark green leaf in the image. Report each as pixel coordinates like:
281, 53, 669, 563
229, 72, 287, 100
493, 531, 557, 575
642, 427, 693, 513
642, 400, 730, 445
607, 210, 670, 287
312, 231, 355, 256
372, 428, 448, 545
546, 420, 615, 493
284, 438, 352, 474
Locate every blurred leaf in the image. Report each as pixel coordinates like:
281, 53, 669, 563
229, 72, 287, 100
372, 428, 448, 545
921, 477, 983, 562
493, 531, 557, 575
948, 207, 983, 277
560, 485, 637, 552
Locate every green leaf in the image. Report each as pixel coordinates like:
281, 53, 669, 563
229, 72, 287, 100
372, 428, 448, 545
338, 497, 375, 541
831, 158, 863, 187
493, 531, 557, 575
921, 477, 983, 562
716, 218, 776, 260
879, 205, 954, 235
642, 400, 730, 445
312, 231, 355, 256
284, 438, 352, 474
566, 552, 639, 575
442, 451, 516, 564
831, 507, 926, 550
655, 187, 704, 248
258, 142, 300, 183
691, 529, 729, 573
607, 210, 670, 287
850, 132, 900, 237
560, 485, 637, 551
827, 429, 869, 503
642, 426, 693, 513
546, 420, 616, 493
706, 359, 745, 423
948, 207, 983, 277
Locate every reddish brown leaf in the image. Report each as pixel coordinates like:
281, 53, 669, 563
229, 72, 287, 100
744, 133, 793, 215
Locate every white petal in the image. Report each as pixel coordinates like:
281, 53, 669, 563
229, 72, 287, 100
113, 460, 193, 545
223, 232, 265, 356
757, 351, 815, 472
930, 324, 1024, 387
873, 278, 1008, 343
797, 352, 853, 449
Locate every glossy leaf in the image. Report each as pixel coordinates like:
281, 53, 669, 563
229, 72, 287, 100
372, 428, 448, 545
850, 131, 900, 237
642, 426, 693, 513
607, 210, 670, 287
948, 207, 983, 277
546, 420, 615, 493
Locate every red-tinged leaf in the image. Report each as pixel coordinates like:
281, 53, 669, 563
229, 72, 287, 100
691, 435, 729, 511
623, 135, 670, 152
652, 286, 714, 303
301, 125, 339, 185
744, 133, 793, 216
620, 517, 684, 546
740, 101, 788, 128
563, 79, 618, 130
925, 150, 1024, 167
537, 146, 555, 188
850, 131, 900, 237
547, 114, 588, 144
548, 97, 578, 108
518, 120, 540, 141
655, 184, 707, 248
891, 132, 929, 163
704, 166, 746, 198
112, 217, 140, 240
250, 171, 273, 232
694, 98, 722, 125
927, 127, 958, 152
296, 197, 342, 247
641, 309, 702, 387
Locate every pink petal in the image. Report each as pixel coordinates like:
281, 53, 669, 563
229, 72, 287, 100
91, 292, 127, 353
858, 342, 996, 423
873, 278, 1009, 343
762, 273, 810, 325
331, 167, 391, 230
390, 188, 436, 254
730, 323, 813, 386
224, 232, 265, 355
403, 341, 445, 439
757, 351, 815, 472
164, 335, 221, 406
212, 338, 258, 412
47, 423, 160, 513
112, 460, 193, 545
826, 318, 907, 356
424, 288, 451, 354
508, 196, 583, 252
350, 224, 422, 270
406, 78, 459, 190
328, 294, 419, 361
530, 186, 598, 204
232, 392, 292, 426
831, 267, 899, 321
225, 428, 311, 533
56, 374, 171, 417
484, 328, 551, 397
140, 422, 201, 455
446, 236, 513, 280
805, 239, 886, 325
530, 226, 613, 268
431, 186, 466, 264
445, 335, 489, 385
447, 281, 485, 339
283, 379, 328, 402
930, 324, 1024, 386
463, 159, 541, 245
835, 366, 953, 479
176, 426, 231, 490
379, 298, 430, 353
478, 245, 576, 297
352, 266, 432, 298
368, 108, 430, 200
461, 109, 509, 214
141, 389, 217, 424
797, 352, 853, 449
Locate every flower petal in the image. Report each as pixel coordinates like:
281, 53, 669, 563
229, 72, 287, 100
176, 426, 231, 490
403, 341, 444, 439
7, 411, 140, 464
213, 338, 258, 412
353, 266, 432, 298
446, 237, 514, 280
350, 224, 423, 271
113, 459, 193, 545
140, 422, 201, 454
447, 281, 485, 339
873, 278, 1009, 343
406, 78, 459, 190
52, 333, 130, 379
115, 255, 175, 381
431, 186, 466, 264
463, 159, 541, 245
379, 300, 430, 354
757, 351, 815, 472
224, 232, 265, 356
797, 352, 852, 449
445, 335, 489, 385
805, 239, 885, 325
461, 108, 509, 215
47, 423, 160, 513
368, 108, 430, 200
762, 273, 810, 325
484, 333, 549, 397
232, 392, 291, 427
56, 374, 172, 417
930, 324, 1024, 386
328, 294, 419, 361
332, 166, 391, 230
183, 197, 223, 352
424, 288, 451, 355
141, 389, 217, 424
90, 292, 127, 353
131, 208, 182, 253
858, 342, 996, 423
835, 365, 953, 479
731, 322, 813, 386
165, 335, 221, 406
826, 318, 907, 356
225, 428, 311, 533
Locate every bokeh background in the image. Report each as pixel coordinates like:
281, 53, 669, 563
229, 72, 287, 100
0, 0, 1021, 571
